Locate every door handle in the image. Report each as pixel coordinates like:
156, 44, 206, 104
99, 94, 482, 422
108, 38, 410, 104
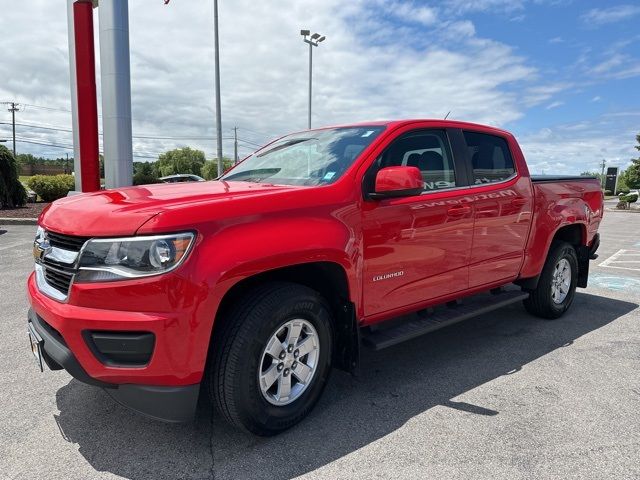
447, 205, 471, 216
511, 197, 527, 207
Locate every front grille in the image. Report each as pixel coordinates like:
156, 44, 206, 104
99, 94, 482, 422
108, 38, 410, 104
47, 231, 90, 252
43, 267, 74, 295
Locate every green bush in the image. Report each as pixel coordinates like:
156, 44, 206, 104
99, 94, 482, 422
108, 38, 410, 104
26, 174, 75, 202
604, 190, 612, 196
0, 145, 27, 208
133, 172, 160, 185
620, 192, 638, 204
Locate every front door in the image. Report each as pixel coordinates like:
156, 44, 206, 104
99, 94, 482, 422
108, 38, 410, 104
361, 128, 474, 319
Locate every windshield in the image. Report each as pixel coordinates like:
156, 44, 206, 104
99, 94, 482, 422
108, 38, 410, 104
221, 126, 385, 186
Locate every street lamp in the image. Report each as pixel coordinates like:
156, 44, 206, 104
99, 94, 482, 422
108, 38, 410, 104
301, 29, 326, 129
213, 0, 223, 177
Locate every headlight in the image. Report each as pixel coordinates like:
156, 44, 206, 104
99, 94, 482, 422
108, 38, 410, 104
75, 232, 195, 282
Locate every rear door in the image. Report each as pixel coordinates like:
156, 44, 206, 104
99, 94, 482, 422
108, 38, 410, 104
457, 130, 533, 288
361, 128, 474, 319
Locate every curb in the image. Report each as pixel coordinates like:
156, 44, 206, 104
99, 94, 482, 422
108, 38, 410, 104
0, 218, 39, 225
605, 208, 640, 214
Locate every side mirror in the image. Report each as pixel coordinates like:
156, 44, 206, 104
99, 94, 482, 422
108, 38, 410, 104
370, 166, 424, 199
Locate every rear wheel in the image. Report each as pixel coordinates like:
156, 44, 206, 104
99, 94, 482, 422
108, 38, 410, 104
524, 241, 578, 319
209, 282, 333, 436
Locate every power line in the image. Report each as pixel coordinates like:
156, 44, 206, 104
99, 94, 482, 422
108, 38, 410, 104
19, 103, 72, 113
1, 121, 261, 144
15, 137, 164, 160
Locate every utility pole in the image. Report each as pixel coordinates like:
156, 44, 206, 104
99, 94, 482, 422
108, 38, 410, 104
233, 126, 238, 163
66, 153, 70, 174
600, 159, 606, 188
4, 102, 19, 157
213, 0, 223, 176
300, 30, 326, 129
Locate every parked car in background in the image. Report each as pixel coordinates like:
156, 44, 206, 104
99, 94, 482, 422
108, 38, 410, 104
160, 174, 205, 183
28, 119, 602, 436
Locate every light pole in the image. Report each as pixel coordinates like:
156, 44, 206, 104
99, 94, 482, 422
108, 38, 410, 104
301, 30, 325, 129
213, 0, 223, 176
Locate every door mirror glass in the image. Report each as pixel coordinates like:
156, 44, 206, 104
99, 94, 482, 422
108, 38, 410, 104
372, 166, 424, 199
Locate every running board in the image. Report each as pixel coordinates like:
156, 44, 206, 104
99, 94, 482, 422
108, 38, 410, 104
361, 289, 529, 350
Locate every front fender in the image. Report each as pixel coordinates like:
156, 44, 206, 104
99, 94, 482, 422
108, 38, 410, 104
194, 215, 360, 323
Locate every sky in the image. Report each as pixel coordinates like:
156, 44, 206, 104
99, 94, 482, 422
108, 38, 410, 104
0, 0, 639, 174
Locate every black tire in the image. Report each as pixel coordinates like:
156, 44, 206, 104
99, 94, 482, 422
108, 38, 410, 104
208, 282, 333, 436
523, 241, 578, 319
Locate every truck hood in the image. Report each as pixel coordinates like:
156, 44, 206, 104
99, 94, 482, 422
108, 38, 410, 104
40, 181, 302, 236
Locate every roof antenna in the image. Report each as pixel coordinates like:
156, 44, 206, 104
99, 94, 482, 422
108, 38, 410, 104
444, 111, 451, 120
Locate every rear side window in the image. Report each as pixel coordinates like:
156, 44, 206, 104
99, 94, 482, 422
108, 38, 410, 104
464, 131, 515, 184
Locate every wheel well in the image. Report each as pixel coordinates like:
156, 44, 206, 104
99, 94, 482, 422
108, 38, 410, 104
213, 262, 358, 373
553, 224, 585, 247
516, 223, 588, 291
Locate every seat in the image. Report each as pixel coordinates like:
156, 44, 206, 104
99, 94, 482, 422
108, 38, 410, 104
406, 153, 422, 168
472, 144, 495, 170
420, 151, 444, 171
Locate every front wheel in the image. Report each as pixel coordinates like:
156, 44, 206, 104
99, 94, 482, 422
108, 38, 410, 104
208, 282, 333, 436
524, 241, 578, 319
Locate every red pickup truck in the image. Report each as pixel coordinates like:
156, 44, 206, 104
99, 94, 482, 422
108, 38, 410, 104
27, 120, 602, 435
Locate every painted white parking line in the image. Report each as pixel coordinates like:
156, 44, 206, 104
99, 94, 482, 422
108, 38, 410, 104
599, 249, 640, 271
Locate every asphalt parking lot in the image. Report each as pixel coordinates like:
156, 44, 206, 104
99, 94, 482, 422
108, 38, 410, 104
1, 212, 639, 480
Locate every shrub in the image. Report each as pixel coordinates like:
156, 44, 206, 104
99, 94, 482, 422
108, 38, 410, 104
621, 192, 638, 203
26, 174, 75, 202
0, 145, 27, 208
133, 172, 160, 185
604, 190, 612, 196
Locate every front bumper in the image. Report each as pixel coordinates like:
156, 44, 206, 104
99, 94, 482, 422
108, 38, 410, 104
28, 308, 199, 422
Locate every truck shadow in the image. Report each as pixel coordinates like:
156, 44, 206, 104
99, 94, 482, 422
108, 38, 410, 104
54, 292, 636, 480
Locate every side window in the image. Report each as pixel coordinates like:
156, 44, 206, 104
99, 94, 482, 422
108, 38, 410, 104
463, 131, 515, 184
377, 130, 456, 192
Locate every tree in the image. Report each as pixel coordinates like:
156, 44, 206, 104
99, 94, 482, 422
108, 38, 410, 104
580, 171, 604, 185
133, 161, 160, 185
625, 134, 640, 189
616, 169, 629, 194
201, 157, 234, 180
155, 147, 206, 177
0, 145, 27, 208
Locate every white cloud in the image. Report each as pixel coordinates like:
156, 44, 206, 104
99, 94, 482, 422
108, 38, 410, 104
518, 117, 638, 174
386, 1, 438, 26
545, 101, 564, 110
581, 4, 640, 26
522, 83, 573, 107
589, 53, 640, 80
591, 96, 601, 102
